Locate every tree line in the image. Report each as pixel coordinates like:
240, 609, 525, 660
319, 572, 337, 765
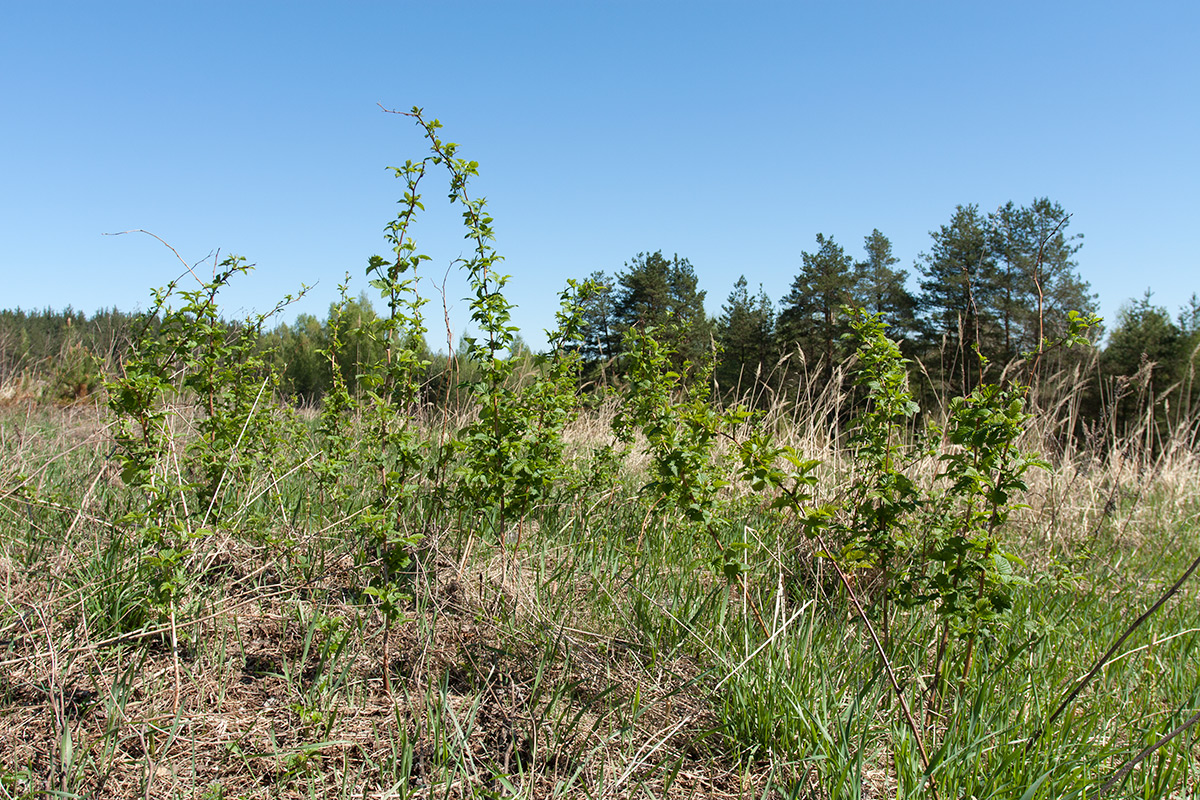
569, 198, 1199, 441
2, 197, 1198, 443
575, 199, 1097, 393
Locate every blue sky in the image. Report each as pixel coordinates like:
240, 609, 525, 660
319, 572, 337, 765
2, 2, 1197, 349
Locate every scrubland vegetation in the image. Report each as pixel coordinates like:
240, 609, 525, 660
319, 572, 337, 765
1, 110, 1197, 799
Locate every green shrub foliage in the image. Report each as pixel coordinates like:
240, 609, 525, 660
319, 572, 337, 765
73, 111, 1176, 799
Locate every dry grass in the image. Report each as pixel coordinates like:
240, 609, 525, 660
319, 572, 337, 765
1, 369, 1198, 798
0, 428, 744, 798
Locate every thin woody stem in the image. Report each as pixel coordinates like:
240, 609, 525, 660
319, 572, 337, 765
813, 531, 942, 800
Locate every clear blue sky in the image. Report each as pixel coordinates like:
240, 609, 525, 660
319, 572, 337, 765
2, 2, 1197, 350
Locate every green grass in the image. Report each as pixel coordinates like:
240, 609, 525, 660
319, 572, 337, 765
0, 397, 1197, 799
3, 110, 1195, 799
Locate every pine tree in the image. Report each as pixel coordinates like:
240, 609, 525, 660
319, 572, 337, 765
988, 198, 1095, 362
715, 275, 776, 396
576, 270, 617, 379
1179, 294, 1200, 339
854, 229, 918, 342
777, 233, 856, 375
271, 312, 329, 402
612, 251, 712, 373
1177, 294, 1200, 421
1100, 291, 1185, 435
916, 204, 996, 391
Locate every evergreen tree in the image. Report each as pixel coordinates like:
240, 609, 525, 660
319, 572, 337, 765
1178, 293, 1200, 339
777, 233, 856, 374
0, 306, 139, 391
612, 251, 712, 372
576, 270, 617, 379
269, 312, 329, 402
854, 229, 918, 342
335, 291, 386, 395
916, 204, 996, 391
1102, 293, 1181, 384
1177, 294, 1200, 420
988, 198, 1095, 362
715, 275, 776, 395
1100, 291, 1185, 435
